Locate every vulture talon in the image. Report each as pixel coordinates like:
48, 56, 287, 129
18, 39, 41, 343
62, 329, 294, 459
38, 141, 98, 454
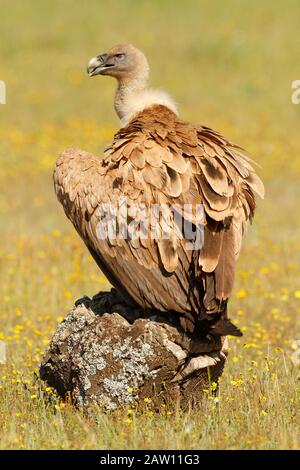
74, 295, 91, 308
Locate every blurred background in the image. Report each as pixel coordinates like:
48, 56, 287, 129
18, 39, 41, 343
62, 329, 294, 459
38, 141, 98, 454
0, 0, 299, 449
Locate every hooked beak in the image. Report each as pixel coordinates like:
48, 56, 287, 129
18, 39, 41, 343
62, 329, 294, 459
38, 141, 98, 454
87, 54, 114, 77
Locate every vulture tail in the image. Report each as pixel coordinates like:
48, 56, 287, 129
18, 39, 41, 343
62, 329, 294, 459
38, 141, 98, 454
210, 318, 242, 337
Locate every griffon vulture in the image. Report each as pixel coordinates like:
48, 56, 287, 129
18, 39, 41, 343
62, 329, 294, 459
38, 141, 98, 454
54, 44, 264, 340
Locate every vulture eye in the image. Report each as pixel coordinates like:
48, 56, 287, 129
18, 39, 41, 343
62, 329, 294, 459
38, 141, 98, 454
115, 53, 125, 60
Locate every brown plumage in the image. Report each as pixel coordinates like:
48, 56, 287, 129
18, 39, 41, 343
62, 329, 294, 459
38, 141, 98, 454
54, 44, 264, 338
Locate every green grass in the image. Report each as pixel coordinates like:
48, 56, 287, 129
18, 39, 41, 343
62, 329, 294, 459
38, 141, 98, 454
0, 0, 299, 450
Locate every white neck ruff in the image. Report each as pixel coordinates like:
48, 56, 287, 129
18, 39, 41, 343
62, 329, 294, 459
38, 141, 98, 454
117, 88, 178, 127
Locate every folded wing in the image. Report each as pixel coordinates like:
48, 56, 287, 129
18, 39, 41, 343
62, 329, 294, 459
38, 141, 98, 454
53, 105, 264, 333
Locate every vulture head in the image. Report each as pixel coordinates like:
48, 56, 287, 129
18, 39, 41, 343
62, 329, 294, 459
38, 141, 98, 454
87, 43, 150, 83
87, 43, 177, 125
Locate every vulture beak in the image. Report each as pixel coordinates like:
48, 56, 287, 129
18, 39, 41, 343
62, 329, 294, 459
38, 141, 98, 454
87, 53, 113, 77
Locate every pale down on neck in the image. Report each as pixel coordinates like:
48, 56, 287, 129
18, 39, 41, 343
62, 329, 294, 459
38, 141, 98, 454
114, 76, 178, 127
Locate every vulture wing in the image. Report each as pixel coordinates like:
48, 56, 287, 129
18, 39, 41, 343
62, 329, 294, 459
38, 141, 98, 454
54, 105, 264, 335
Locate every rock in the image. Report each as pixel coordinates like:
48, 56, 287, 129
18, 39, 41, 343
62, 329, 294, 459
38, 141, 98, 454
40, 290, 227, 410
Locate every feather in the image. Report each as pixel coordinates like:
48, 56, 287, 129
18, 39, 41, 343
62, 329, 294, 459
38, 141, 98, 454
214, 224, 236, 299
166, 152, 188, 174
157, 238, 178, 273
130, 147, 145, 168
142, 166, 168, 190
210, 318, 242, 337
246, 172, 265, 199
198, 157, 229, 196
199, 176, 231, 212
199, 221, 223, 273
144, 147, 162, 167
165, 166, 182, 198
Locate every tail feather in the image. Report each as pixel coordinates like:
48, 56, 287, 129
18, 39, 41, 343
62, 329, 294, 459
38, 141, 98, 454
210, 318, 242, 337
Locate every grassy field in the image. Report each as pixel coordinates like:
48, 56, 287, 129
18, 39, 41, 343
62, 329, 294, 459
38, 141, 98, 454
0, 0, 299, 450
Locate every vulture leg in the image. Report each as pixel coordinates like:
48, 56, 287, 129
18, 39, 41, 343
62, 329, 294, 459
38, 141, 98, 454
169, 327, 223, 355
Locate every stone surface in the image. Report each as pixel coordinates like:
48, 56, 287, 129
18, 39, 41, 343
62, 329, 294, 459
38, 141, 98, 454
40, 290, 227, 410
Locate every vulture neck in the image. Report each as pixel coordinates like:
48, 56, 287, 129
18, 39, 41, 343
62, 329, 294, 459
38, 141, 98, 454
114, 74, 178, 127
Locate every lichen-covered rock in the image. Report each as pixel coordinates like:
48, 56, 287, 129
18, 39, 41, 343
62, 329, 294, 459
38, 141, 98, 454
40, 290, 227, 410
